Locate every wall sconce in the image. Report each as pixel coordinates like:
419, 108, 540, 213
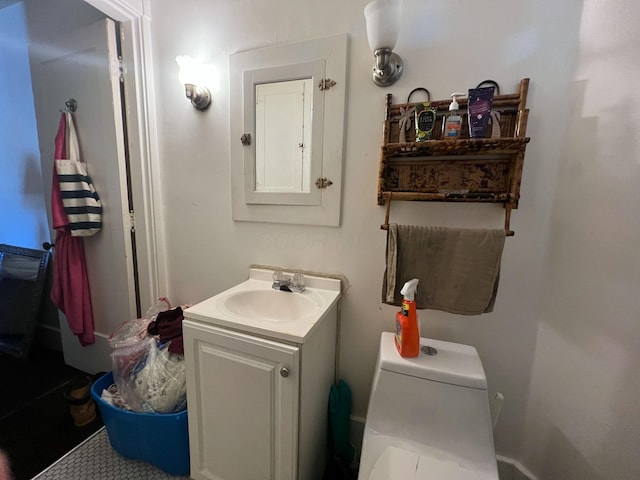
364, 0, 403, 87
176, 55, 212, 111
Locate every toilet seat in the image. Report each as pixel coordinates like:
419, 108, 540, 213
368, 446, 489, 480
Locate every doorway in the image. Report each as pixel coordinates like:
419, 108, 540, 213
0, 0, 163, 370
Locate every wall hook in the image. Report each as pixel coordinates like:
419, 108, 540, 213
64, 99, 77, 112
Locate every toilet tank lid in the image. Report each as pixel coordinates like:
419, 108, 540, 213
378, 332, 487, 389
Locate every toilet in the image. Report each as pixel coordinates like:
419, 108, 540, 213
358, 332, 499, 480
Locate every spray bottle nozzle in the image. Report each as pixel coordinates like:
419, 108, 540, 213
400, 278, 419, 301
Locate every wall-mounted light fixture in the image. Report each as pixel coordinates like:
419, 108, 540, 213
176, 55, 212, 111
364, 0, 403, 87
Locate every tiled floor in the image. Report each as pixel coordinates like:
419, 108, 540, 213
30, 423, 530, 480
32, 428, 190, 480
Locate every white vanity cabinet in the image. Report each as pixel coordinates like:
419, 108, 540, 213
182, 268, 341, 480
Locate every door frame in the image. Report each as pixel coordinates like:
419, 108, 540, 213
83, 0, 166, 310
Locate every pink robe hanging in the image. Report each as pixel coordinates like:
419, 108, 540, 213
50, 113, 95, 346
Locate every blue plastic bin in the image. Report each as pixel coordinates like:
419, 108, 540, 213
90, 371, 190, 476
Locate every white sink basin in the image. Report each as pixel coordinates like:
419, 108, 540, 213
183, 268, 342, 344
221, 289, 324, 323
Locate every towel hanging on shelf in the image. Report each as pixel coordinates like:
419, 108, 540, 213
382, 224, 505, 315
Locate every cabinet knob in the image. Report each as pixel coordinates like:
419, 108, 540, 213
280, 367, 290, 378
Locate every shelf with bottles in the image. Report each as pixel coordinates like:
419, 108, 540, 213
377, 78, 531, 223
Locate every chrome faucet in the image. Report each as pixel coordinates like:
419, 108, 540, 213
272, 270, 305, 292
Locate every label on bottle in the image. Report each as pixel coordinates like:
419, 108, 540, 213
395, 301, 410, 353
444, 115, 462, 137
415, 103, 436, 142
395, 317, 405, 356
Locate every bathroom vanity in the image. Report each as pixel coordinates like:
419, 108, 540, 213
183, 268, 341, 480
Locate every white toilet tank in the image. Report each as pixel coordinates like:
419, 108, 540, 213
358, 332, 498, 480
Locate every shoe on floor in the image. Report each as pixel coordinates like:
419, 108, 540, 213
70, 399, 96, 427
63, 375, 97, 427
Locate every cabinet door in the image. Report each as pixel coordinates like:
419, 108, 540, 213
184, 321, 300, 480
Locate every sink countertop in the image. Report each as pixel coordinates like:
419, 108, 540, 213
183, 268, 342, 344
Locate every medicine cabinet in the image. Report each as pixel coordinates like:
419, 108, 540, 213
230, 34, 348, 227
377, 78, 531, 235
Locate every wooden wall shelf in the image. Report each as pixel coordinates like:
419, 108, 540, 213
377, 78, 531, 235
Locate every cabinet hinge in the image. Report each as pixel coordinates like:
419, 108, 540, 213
128, 210, 135, 232
315, 177, 333, 189
318, 78, 336, 91
111, 56, 126, 83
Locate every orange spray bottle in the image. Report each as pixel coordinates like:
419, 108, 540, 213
395, 278, 420, 357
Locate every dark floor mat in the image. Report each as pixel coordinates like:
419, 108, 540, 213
0, 347, 104, 480
0, 348, 83, 419
0, 387, 103, 480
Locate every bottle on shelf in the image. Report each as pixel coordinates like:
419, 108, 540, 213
441, 92, 466, 139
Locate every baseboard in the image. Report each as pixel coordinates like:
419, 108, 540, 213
35, 321, 111, 374
496, 455, 538, 480
59, 318, 112, 374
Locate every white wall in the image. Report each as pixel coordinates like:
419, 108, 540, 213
0, 1, 47, 250
149, 0, 585, 465
519, 1, 640, 478
24, 0, 105, 42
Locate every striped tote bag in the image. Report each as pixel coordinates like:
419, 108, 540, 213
55, 112, 102, 236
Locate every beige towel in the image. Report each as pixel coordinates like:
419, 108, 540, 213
382, 224, 505, 315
